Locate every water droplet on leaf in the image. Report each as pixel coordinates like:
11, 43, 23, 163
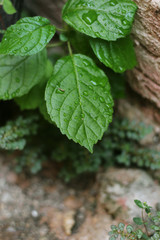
122, 20, 128, 25
100, 97, 105, 103
83, 91, 88, 96
110, 1, 117, 6
82, 11, 97, 25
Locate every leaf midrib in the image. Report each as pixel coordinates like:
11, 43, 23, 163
71, 55, 89, 148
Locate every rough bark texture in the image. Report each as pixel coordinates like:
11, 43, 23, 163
128, 0, 160, 109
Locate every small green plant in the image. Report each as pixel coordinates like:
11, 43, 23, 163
0, 115, 38, 150
1, 115, 159, 181
0, 0, 137, 152
108, 200, 160, 240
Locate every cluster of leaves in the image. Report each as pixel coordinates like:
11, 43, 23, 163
0, 115, 38, 150
0, 0, 138, 151
15, 146, 47, 174
108, 200, 160, 240
0, 114, 160, 181
52, 117, 160, 181
104, 118, 160, 170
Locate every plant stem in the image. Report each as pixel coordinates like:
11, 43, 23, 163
47, 42, 64, 48
142, 209, 149, 237
67, 41, 72, 56
56, 27, 67, 32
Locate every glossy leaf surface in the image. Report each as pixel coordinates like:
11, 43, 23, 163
90, 36, 137, 73
0, 49, 47, 100
45, 54, 113, 152
0, 17, 56, 56
63, 0, 137, 41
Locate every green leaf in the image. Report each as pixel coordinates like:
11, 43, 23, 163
133, 217, 143, 225
15, 60, 53, 110
134, 200, 144, 209
126, 225, 133, 233
0, 16, 56, 56
39, 100, 53, 124
118, 223, 125, 231
3, 0, 16, 15
135, 229, 143, 239
0, 49, 47, 100
106, 69, 126, 99
45, 54, 113, 152
62, 0, 137, 41
90, 36, 137, 73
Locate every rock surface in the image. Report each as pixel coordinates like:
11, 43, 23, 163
98, 167, 160, 221
0, 154, 160, 239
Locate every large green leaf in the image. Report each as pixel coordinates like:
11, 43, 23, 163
90, 36, 137, 73
62, 0, 137, 41
0, 17, 56, 56
3, 0, 16, 15
15, 60, 53, 110
0, 49, 47, 100
45, 54, 113, 152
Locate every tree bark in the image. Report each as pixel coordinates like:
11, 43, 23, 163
127, 0, 160, 109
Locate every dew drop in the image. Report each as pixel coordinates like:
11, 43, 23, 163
91, 80, 97, 86
122, 20, 128, 25
83, 91, 88, 96
63, 113, 67, 117
100, 97, 105, 103
24, 47, 28, 51
83, 59, 89, 66
109, 1, 116, 6
119, 66, 124, 72
82, 11, 97, 25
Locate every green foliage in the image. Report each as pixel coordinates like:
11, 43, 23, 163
45, 54, 113, 152
0, 17, 56, 56
0, 116, 39, 150
51, 118, 160, 181
0, 49, 47, 100
15, 147, 47, 174
108, 200, 160, 240
2, 0, 16, 15
90, 36, 137, 73
0, 0, 138, 151
15, 60, 53, 110
62, 0, 137, 41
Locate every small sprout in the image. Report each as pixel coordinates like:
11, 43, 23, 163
134, 200, 144, 209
